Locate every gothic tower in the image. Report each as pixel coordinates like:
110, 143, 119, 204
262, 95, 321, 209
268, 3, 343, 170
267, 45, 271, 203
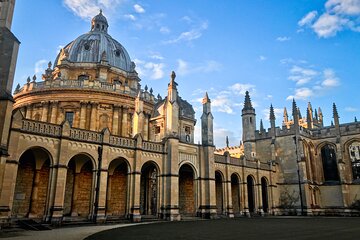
166, 71, 179, 136
242, 91, 256, 160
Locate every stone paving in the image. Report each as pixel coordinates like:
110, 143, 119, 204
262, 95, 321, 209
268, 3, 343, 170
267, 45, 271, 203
1, 217, 360, 240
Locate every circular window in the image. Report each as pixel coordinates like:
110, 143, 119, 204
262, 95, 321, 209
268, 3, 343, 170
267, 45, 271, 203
115, 49, 121, 57
84, 43, 90, 51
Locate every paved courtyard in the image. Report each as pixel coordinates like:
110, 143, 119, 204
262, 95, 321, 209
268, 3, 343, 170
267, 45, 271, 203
86, 217, 360, 240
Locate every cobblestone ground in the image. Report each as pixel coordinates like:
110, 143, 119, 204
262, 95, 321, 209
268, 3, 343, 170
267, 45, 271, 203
86, 217, 360, 240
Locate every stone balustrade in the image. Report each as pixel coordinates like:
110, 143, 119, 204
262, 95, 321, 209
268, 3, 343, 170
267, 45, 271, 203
69, 128, 103, 143
109, 136, 136, 148
142, 141, 163, 153
21, 119, 62, 137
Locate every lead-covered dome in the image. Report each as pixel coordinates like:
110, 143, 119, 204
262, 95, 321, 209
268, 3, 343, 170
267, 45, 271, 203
55, 10, 133, 72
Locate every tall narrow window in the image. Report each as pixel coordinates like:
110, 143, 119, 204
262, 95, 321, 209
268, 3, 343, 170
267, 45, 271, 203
349, 142, 360, 181
65, 112, 74, 127
321, 145, 340, 182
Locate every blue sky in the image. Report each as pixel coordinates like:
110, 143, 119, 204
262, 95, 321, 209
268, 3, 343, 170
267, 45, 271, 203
12, 0, 360, 148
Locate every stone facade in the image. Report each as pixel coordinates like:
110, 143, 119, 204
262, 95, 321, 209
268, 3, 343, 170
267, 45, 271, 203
0, 5, 360, 227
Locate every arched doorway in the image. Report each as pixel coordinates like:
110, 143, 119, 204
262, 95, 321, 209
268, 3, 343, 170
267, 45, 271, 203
140, 162, 158, 216
106, 158, 129, 217
321, 144, 340, 182
231, 174, 241, 215
179, 164, 196, 216
261, 177, 269, 213
247, 175, 255, 213
215, 171, 223, 215
12, 148, 51, 218
64, 154, 94, 218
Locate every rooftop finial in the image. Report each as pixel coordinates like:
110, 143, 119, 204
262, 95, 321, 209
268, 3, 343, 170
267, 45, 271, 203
270, 104, 275, 121
100, 9, 103, 14
202, 92, 211, 104
243, 91, 253, 110
168, 71, 178, 89
226, 136, 229, 148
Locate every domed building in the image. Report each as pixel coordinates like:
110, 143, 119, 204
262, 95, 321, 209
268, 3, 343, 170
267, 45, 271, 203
1, 3, 360, 227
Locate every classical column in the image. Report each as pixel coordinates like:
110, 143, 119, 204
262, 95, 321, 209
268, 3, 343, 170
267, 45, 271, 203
41, 101, 49, 122
79, 101, 87, 129
86, 103, 92, 130
50, 101, 58, 124
90, 102, 98, 131
25, 103, 33, 119
51, 166, 67, 224
121, 107, 128, 137
112, 105, 120, 135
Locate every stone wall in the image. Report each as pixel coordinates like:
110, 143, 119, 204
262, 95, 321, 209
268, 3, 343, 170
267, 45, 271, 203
106, 164, 127, 216
179, 170, 195, 215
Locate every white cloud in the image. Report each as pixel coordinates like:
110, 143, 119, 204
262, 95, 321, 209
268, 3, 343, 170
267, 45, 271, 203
298, 11, 318, 26
212, 95, 234, 114
124, 14, 136, 21
134, 4, 145, 13
229, 83, 255, 95
63, 0, 124, 20
345, 106, 358, 112
176, 59, 222, 76
321, 68, 340, 87
276, 36, 291, 42
134, 59, 164, 80
312, 13, 347, 38
34, 59, 48, 75
159, 26, 170, 34
259, 55, 267, 61
213, 126, 240, 148
164, 20, 208, 44
286, 87, 314, 100
299, 0, 360, 38
149, 53, 164, 60
288, 65, 318, 85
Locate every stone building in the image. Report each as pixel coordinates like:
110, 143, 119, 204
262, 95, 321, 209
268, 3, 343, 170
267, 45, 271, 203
0, 3, 359, 226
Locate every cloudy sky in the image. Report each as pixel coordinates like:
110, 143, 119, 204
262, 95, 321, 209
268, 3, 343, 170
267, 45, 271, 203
12, 0, 360, 148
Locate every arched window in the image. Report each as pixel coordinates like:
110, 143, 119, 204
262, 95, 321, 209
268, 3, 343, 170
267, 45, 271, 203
321, 144, 340, 182
349, 142, 360, 181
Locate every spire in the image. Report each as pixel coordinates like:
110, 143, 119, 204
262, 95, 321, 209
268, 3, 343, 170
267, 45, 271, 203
298, 107, 302, 119
283, 107, 289, 122
333, 103, 339, 126
202, 92, 211, 104
226, 136, 229, 148
260, 119, 265, 133
306, 107, 312, 129
243, 91, 253, 110
269, 104, 275, 121
355, 116, 358, 122
318, 107, 323, 126
314, 109, 318, 122
167, 71, 178, 102
292, 99, 299, 125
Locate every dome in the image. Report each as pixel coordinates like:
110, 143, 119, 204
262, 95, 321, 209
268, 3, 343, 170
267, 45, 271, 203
54, 11, 134, 72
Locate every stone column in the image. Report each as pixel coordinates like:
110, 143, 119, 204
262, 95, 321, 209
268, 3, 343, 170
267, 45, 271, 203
71, 172, 79, 216
50, 101, 58, 124
29, 169, 41, 217
41, 101, 49, 122
90, 102, 98, 131
112, 105, 120, 135
224, 153, 234, 218
79, 101, 87, 129
121, 107, 128, 137
51, 165, 68, 225
96, 169, 108, 222
0, 161, 19, 220
25, 103, 33, 119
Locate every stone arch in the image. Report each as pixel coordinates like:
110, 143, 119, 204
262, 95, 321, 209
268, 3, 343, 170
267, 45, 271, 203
66, 152, 97, 170
64, 153, 95, 218
343, 138, 360, 181
12, 147, 52, 218
106, 157, 130, 217
320, 144, 340, 182
315, 141, 337, 155
230, 173, 241, 215
215, 170, 224, 215
140, 161, 160, 216
261, 177, 269, 213
247, 175, 256, 213
178, 163, 196, 216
